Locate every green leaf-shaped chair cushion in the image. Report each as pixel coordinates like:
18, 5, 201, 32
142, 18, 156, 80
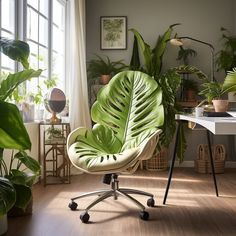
67, 71, 164, 174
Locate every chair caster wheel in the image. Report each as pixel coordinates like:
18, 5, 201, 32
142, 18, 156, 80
139, 211, 149, 221
68, 201, 78, 211
147, 198, 155, 207
80, 212, 90, 223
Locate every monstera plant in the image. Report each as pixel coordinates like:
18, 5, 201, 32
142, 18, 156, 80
68, 71, 164, 172
129, 25, 207, 162
0, 37, 41, 220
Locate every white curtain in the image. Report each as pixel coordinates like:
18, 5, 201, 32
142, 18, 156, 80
67, 0, 91, 130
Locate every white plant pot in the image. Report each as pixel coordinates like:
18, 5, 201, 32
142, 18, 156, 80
0, 214, 8, 235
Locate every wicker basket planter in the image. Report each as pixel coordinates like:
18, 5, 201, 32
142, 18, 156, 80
145, 148, 168, 171
195, 144, 226, 174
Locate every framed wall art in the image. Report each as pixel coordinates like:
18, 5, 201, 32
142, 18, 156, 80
100, 16, 127, 50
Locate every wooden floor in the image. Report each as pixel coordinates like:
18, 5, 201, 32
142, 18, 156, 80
6, 168, 236, 236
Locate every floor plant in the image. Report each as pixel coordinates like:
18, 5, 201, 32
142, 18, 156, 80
0, 38, 41, 221
129, 25, 207, 162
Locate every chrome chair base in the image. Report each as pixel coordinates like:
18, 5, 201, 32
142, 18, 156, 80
68, 174, 155, 223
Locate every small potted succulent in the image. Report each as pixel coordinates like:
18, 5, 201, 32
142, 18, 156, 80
87, 54, 127, 84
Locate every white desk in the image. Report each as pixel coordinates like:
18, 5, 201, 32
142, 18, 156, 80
163, 114, 236, 204
176, 114, 236, 135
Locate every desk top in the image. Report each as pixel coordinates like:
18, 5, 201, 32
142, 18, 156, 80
176, 114, 236, 135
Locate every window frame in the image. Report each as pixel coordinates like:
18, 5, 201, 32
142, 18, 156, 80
0, 0, 67, 96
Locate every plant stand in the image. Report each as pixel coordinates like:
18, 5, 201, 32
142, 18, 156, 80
39, 121, 71, 186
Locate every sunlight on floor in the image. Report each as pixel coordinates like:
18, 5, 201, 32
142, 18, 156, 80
120, 174, 204, 183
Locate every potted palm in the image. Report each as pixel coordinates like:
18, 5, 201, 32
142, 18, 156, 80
199, 68, 236, 112
87, 54, 127, 84
0, 37, 41, 234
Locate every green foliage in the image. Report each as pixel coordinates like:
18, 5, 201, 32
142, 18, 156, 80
199, 68, 236, 101
129, 26, 207, 162
0, 69, 42, 102
0, 37, 29, 69
0, 102, 31, 150
182, 78, 199, 92
0, 177, 16, 216
0, 38, 41, 216
216, 27, 236, 74
129, 24, 180, 77
129, 35, 140, 70
177, 46, 197, 65
87, 54, 127, 80
70, 71, 163, 170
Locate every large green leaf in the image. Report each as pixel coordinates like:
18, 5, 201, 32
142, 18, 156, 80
129, 29, 153, 74
129, 35, 141, 70
0, 177, 16, 216
0, 102, 31, 150
152, 24, 180, 76
0, 37, 30, 69
222, 68, 236, 92
12, 183, 31, 210
14, 151, 41, 173
0, 69, 42, 101
91, 71, 164, 148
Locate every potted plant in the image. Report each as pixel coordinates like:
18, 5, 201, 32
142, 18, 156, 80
87, 54, 127, 84
182, 78, 199, 102
129, 25, 207, 162
0, 37, 41, 234
216, 27, 236, 101
199, 68, 236, 112
130, 24, 206, 162
216, 27, 236, 74
176, 46, 198, 101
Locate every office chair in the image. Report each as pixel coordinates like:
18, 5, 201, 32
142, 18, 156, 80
67, 70, 164, 223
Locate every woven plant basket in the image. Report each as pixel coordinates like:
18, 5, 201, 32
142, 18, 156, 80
195, 144, 226, 174
145, 148, 168, 171
207, 144, 225, 174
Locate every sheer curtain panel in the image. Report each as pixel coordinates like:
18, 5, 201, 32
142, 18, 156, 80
67, 0, 91, 130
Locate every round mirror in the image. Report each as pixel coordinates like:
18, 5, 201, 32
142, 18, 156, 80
45, 88, 66, 123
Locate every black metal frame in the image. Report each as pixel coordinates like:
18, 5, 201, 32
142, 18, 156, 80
163, 120, 219, 204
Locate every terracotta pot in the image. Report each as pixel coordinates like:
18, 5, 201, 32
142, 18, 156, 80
212, 99, 229, 112
184, 89, 196, 102
100, 75, 112, 85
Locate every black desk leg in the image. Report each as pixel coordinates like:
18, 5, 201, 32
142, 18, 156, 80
163, 121, 181, 204
206, 130, 219, 197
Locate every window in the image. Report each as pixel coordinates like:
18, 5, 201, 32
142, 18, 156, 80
0, 0, 15, 75
0, 0, 67, 97
26, 0, 66, 95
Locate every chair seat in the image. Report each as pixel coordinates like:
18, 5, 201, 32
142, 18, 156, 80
68, 127, 161, 174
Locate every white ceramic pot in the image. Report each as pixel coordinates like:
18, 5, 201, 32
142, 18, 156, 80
0, 214, 8, 235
